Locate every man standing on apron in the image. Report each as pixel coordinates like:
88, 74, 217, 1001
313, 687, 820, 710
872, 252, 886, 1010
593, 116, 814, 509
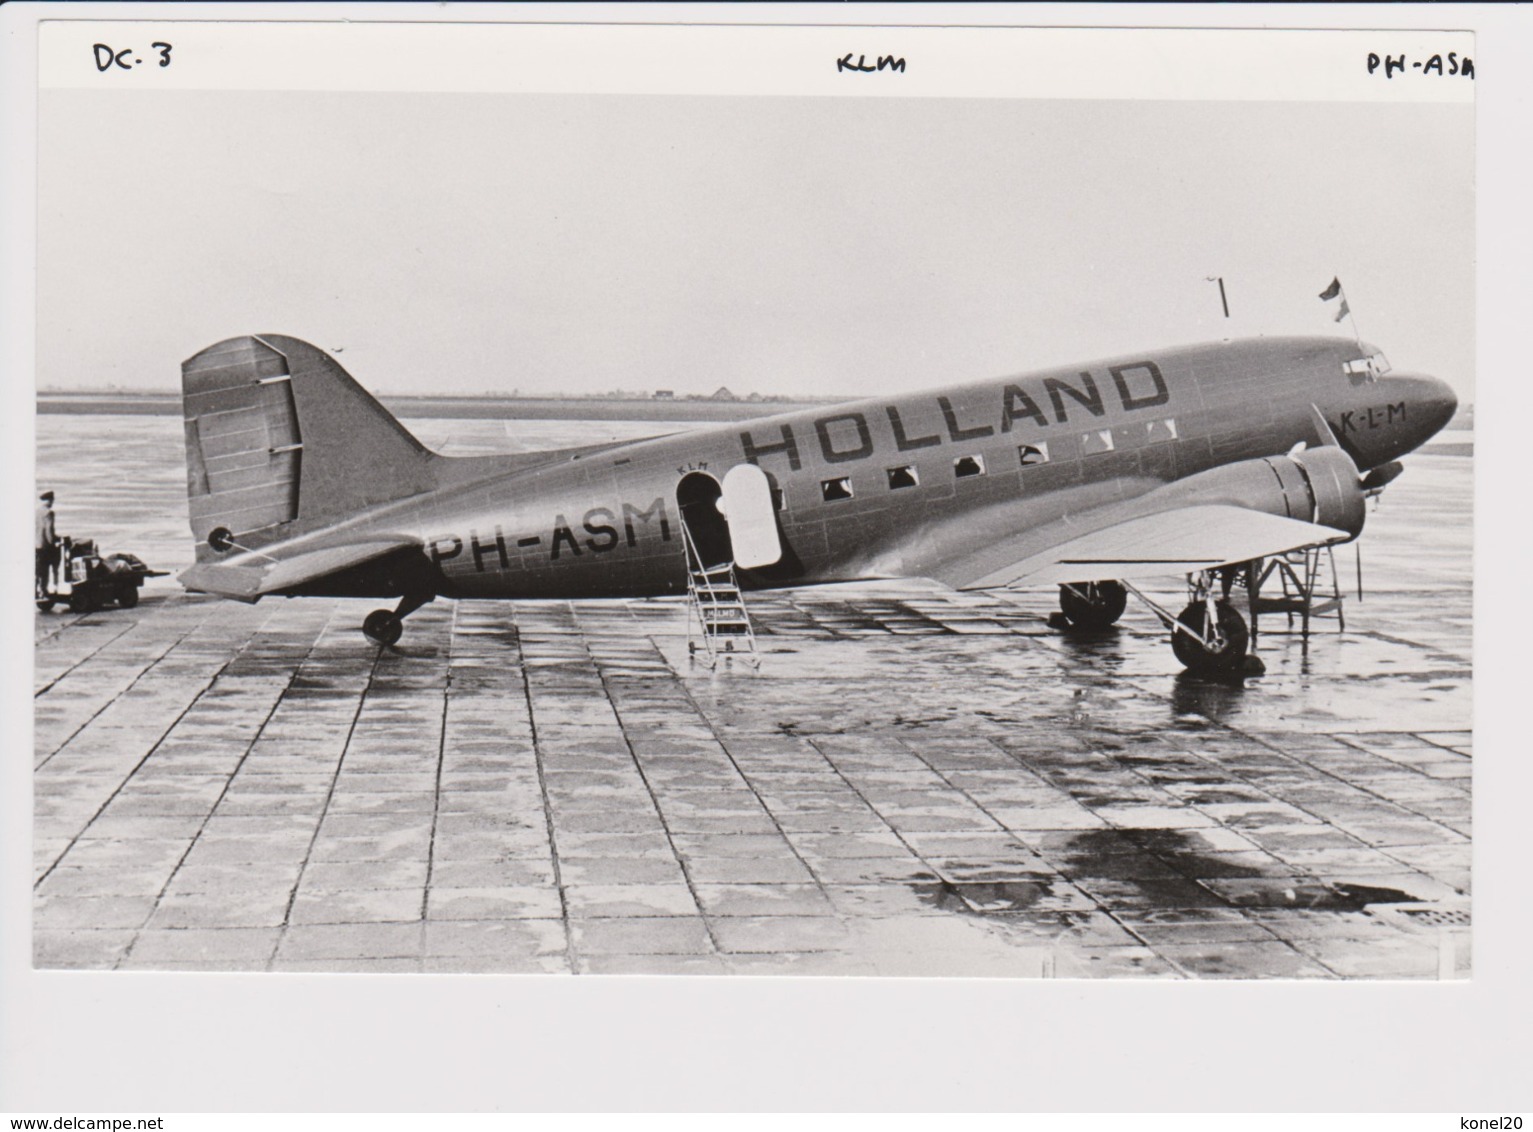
35, 490, 58, 600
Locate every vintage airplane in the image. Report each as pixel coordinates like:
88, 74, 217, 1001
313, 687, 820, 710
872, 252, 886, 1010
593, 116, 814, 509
176, 333, 1456, 672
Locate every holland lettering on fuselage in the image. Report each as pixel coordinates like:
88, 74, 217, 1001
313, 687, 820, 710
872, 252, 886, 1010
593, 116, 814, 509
176, 333, 1456, 671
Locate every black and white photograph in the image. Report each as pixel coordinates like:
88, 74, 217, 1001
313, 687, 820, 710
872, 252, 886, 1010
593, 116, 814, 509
28, 20, 1476, 982
11, 6, 1530, 1115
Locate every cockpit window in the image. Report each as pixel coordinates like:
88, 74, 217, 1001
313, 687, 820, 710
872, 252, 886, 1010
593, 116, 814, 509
1343, 352, 1390, 382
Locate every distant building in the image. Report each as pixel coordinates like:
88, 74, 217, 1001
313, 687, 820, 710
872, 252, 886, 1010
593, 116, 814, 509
654, 390, 674, 400
711, 386, 738, 401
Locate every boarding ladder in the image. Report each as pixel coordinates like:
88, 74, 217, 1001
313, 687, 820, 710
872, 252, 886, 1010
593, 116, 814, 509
1248, 546, 1346, 643
682, 524, 760, 667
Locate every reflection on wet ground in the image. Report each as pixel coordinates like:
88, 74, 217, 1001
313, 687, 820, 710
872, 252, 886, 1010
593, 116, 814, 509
32, 416, 1471, 978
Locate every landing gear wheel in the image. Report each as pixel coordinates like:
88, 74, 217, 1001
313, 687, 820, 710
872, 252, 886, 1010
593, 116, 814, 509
116, 585, 139, 609
1170, 600, 1249, 674
363, 609, 403, 646
1059, 581, 1128, 629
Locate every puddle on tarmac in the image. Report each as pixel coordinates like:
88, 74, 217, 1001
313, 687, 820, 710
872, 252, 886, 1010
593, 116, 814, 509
1054, 626, 1125, 648
1094, 828, 1257, 878
913, 878, 1053, 914
915, 830, 1420, 919
1250, 883, 1416, 908
1168, 672, 1253, 720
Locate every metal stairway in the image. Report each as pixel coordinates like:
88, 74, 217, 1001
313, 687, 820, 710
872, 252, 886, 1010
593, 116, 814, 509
1249, 546, 1346, 642
682, 525, 760, 667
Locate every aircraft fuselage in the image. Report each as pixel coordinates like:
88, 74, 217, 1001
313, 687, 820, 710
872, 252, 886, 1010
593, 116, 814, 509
271, 335, 1457, 601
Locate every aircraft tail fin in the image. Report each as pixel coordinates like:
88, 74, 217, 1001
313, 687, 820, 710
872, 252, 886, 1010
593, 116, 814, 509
181, 335, 435, 561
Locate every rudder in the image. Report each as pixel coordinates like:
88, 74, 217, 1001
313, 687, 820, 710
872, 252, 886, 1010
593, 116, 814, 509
182, 335, 434, 560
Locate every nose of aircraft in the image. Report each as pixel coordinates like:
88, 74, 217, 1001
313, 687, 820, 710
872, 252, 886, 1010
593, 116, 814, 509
1333, 372, 1459, 470
1396, 373, 1459, 443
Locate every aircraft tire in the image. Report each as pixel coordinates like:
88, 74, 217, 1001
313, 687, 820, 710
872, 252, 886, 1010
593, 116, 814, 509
363, 609, 403, 646
117, 585, 139, 609
1171, 600, 1249, 673
1059, 581, 1128, 629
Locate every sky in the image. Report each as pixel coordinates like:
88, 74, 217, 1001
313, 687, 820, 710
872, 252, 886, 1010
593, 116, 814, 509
37, 91, 1474, 399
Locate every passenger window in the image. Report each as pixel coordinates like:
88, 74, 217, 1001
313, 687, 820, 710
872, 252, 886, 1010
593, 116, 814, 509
1081, 429, 1115, 455
1018, 442, 1050, 467
953, 455, 986, 478
821, 477, 853, 502
886, 465, 919, 490
1146, 419, 1178, 442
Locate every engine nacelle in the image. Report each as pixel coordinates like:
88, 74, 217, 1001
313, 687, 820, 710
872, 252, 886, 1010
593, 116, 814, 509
1157, 446, 1366, 540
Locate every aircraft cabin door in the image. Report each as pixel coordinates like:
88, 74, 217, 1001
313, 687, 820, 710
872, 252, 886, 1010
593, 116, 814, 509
676, 466, 783, 572
720, 463, 782, 569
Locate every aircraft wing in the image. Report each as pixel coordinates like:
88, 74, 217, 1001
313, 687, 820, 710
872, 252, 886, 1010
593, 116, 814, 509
953, 504, 1352, 591
178, 538, 419, 602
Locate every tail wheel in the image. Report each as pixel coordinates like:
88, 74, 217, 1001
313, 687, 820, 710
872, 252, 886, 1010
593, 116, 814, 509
1058, 581, 1128, 629
363, 609, 403, 646
1170, 600, 1249, 673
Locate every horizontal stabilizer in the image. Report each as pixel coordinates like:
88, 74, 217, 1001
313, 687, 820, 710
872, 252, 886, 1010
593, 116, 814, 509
178, 538, 419, 602
962, 504, 1351, 590
177, 562, 267, 603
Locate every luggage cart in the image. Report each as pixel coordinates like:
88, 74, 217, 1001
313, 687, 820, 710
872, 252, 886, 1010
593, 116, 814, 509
36, 537, 166, 614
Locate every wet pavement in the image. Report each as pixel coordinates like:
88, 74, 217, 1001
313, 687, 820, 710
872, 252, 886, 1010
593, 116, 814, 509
33, 415, 1472, 978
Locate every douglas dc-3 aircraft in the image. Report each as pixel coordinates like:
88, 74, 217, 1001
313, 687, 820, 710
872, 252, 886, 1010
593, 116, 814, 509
177, 334, 1455, 672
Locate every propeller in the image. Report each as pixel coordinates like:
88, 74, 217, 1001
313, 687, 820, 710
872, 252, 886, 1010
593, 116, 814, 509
1310, 403, 1404, 501
1309, 401, 1377, 466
